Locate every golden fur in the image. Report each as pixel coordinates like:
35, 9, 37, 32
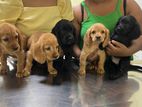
24, 32, 60, 75
79, 23, 109, 76
0, 22, 28, 77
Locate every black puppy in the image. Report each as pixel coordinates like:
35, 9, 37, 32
52, 19, 79, 83
52, 19, 77, 57
106, 15, 141, 80
111, 15, 141, 47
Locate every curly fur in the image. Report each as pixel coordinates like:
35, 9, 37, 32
107, 15, 141, 80
24, 32, 60, 75
0, 22, 27, 77
111, 15, 141, 47
79, 23, 109, 76
52, 19, 77, 58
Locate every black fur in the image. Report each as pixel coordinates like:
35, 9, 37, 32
51, 19, 79, 84
52, 19, 77, 57
106, 15, 141, 80
111, 15, 141, 47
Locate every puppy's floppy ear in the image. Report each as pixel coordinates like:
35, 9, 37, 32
84, 27, 93, 47
52, 23, 61, 45
102, 29, 110, 47
33, 42, 46, 64
52, 25, 58, 36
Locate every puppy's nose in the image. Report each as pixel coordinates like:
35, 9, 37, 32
96, 36, 101, 40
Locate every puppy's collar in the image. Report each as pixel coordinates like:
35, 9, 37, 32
99, 43, 106, 50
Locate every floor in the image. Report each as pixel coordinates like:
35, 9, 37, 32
0, 71, 142, 107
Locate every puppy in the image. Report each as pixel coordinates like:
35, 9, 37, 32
107, 15, 141, 80
52, 19, 77, 58
24, 32, 60, 75
111, 15, 141, 64
52, 19, 80, 77
111, 15, 141, 47
0, 22, 27, 78
79, 23, 109, 76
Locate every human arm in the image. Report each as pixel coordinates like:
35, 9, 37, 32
72, 5, 82, 58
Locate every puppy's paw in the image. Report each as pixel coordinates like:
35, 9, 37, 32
23, 70, 30, 77
78, 69, 86, 76
49, 69, 57, 76
97, 68, 105, 75
16, 71, 24, 78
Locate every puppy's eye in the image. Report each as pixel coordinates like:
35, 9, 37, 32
91, 30, 96, 34
45, 47, 51, 51
101, 30, 105, 34
2, 36, 9, 42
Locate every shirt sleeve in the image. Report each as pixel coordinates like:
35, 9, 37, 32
0, 0, 23, 24
58, 0, 74, 21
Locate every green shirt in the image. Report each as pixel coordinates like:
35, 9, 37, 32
80, 0, 123, 48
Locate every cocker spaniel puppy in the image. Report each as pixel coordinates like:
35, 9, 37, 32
52, 19, 77, 58
107, 15, 141, 80
111, 15, 141, 64
0, 22, 27, 78
24, 32, 60, 75
79, 23, 109, 76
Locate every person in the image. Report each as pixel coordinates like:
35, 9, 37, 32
0, 0, 78, 84
73, 0, 142, 79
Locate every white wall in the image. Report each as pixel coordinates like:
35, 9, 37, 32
71, 0, 142, 9
135, 0, 142, 9
134, 0, 142, 60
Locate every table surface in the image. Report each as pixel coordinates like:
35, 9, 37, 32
0, 69, 142, 107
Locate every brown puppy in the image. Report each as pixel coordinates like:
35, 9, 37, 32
0, 22, 27, 78
79, 23, 109, 76
24, 32, 60, 75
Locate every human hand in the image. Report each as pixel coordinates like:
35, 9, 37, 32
106, 40, 132, 57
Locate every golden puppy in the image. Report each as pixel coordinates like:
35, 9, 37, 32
0, 22, 27, 78
24, 32, 60, 75
79, 23, 109, 76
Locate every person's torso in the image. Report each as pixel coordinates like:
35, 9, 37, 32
15, 0, 62, 36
